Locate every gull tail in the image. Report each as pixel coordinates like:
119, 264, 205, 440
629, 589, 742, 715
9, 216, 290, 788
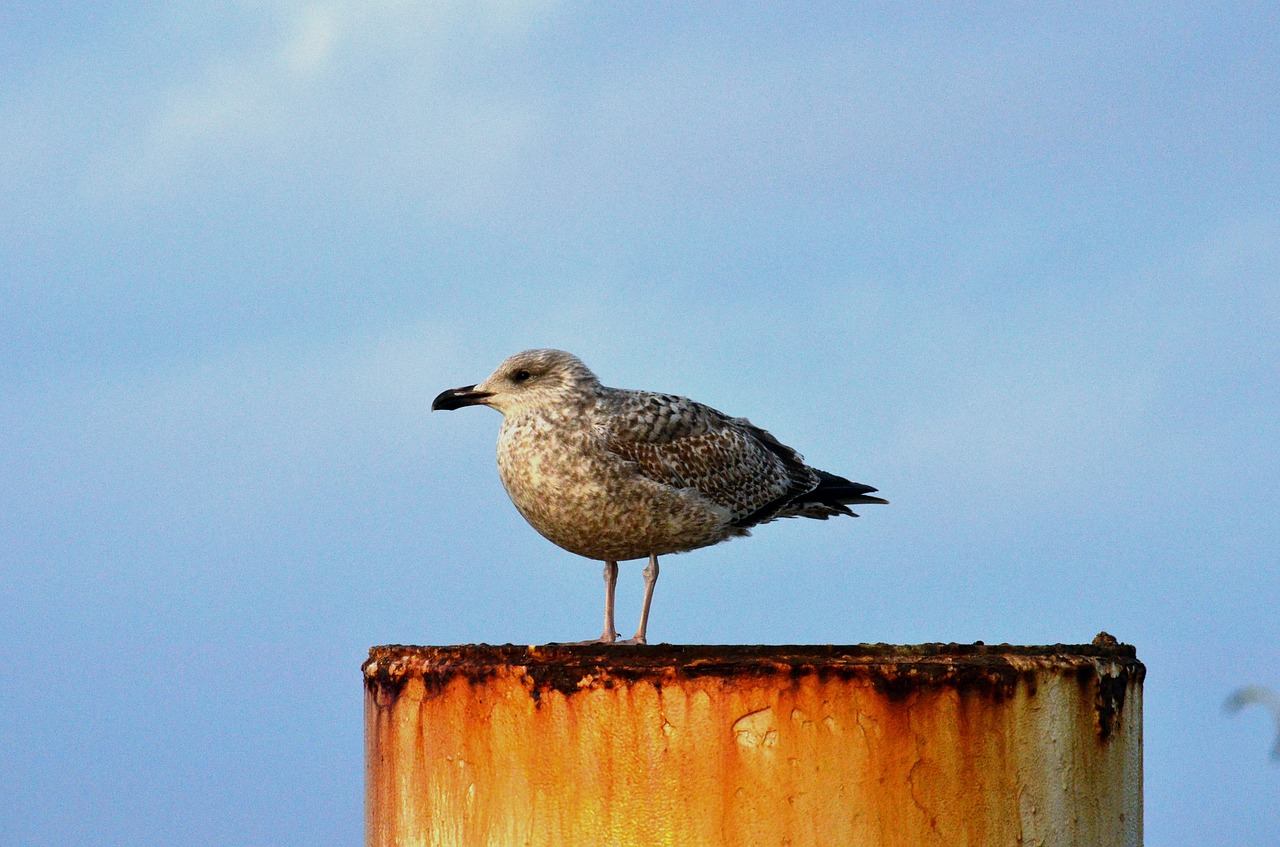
780, 470, 888, 520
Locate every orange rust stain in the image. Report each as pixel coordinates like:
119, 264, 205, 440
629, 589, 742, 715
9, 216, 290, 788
365, 643, 1143, 847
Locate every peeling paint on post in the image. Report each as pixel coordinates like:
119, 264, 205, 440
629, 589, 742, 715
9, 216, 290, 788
364, 637, 1143, 847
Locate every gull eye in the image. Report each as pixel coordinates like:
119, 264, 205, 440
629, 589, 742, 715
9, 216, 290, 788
512, 369, 532, 383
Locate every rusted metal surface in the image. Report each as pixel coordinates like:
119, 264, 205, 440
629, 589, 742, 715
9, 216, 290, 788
365, 637, 1143, 847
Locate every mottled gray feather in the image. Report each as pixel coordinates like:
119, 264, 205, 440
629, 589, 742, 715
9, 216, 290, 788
600, 389, 826, 527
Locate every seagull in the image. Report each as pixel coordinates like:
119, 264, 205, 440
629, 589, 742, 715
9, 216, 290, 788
432, 349, 886, 644
1225, 685, 1280, 761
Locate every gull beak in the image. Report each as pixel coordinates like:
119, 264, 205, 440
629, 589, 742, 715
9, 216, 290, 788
432, 384, 494, 411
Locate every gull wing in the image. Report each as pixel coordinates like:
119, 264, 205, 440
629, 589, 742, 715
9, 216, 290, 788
601, 391, 819, 526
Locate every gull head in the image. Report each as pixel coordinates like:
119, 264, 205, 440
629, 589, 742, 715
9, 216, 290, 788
432, 349, 602, 416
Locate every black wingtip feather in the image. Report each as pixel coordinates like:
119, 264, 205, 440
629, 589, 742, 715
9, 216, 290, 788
808, 470, 889, 507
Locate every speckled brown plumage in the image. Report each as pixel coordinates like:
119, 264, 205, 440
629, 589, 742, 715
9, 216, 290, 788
432, 349, 886, 643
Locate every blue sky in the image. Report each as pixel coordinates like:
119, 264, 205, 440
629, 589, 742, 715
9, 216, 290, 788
2, 2, 1278, 844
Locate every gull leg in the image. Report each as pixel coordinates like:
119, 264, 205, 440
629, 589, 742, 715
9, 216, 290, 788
551, 560, 619, 645
619, 554, 659, 645
599, 560, 620, 643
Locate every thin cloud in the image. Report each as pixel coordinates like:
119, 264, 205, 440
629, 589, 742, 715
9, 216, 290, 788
82, 0, 561, 203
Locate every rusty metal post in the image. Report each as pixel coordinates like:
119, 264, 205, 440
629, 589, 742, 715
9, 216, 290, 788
364, 637, 1143, 847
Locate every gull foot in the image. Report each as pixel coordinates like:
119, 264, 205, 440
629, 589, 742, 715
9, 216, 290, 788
549, 632, 618, 646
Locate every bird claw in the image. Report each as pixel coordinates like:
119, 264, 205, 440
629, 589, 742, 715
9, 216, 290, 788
546, 633, 653, 646
549, 633, 618, 646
